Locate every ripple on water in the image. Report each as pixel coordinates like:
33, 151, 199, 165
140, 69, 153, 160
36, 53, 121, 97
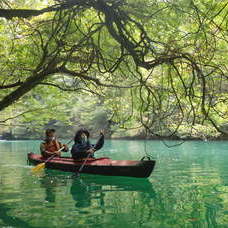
1, 140, 228, 228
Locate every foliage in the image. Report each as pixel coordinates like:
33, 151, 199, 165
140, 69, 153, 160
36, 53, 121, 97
0, 0, 227, 139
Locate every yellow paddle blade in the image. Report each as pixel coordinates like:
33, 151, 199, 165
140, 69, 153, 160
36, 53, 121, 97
32, 162, 45, 172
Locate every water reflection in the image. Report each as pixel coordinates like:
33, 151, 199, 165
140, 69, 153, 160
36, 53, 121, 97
40, 173, 57, 203
1, 140, 228, 227
71, 178, 94, 208
39, 170, 69, 204
39, 169, 156, 211
70, 174, 156, 211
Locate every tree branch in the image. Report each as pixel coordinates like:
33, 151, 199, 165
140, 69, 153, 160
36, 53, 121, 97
0, 107, 54, 123
0, 81, 22, 89
58, 67, 134, 89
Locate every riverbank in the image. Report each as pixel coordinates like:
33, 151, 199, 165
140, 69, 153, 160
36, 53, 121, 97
2, 133, 228, 141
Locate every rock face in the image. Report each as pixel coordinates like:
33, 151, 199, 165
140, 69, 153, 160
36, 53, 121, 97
2, 132, 15, 140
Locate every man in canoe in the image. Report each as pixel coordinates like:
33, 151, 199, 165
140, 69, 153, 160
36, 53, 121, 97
40, 129, 68, 158
71, 128, 104, 159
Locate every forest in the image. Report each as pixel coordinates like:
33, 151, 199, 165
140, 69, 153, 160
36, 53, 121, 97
0, 0, 227, 140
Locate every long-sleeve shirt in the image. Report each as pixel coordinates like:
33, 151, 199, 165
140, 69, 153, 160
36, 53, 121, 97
71, 134, 104, 159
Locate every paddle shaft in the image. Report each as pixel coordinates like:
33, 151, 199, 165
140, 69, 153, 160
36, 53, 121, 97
76, 133, 104, 175
42, 139, 73, 164
32, 139, 73, 172
77, 150, 95, 174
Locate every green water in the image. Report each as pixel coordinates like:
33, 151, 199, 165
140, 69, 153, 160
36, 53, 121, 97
0, 140, 228, 228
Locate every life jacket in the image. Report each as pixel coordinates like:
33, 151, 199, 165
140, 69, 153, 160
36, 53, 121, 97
43, 140, 61, 152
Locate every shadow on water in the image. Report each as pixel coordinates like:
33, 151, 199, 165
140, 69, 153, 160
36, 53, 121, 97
2, 168, 224, 227
70, 174, 157, 211
0, 203, 34, 228
39, 169, 156, 209
34, 170, 158, 227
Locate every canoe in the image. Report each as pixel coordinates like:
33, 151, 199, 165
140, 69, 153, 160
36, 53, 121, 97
27, 153, 156, 178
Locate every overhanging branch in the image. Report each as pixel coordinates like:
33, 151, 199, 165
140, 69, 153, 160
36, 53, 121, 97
0, 81, 22, 89
58, 67, 134, 88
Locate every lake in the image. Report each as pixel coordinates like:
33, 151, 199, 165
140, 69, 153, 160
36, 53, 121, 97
0, 140, 228, 227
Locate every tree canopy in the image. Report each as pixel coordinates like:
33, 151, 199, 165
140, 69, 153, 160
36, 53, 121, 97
0, 0, 227, 139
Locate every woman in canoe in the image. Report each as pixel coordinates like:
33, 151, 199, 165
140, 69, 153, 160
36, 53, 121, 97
40, 129, 68, 158
71, 128, 104, 159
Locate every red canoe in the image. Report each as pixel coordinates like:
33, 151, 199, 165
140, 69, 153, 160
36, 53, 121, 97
27, 153, 156, 178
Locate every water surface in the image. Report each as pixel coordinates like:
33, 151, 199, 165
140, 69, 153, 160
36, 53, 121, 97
0, 140, 228, 227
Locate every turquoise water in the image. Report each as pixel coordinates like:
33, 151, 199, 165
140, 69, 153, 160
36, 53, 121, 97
0, 140, 228, 227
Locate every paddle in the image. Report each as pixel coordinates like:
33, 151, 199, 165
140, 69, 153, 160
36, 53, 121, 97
31, 153, 58, 172
76, 149, 95, 177
75, 132, 104, 177
32, 139, 73, 172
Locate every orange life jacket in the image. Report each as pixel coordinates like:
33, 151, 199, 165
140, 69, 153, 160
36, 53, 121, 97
44, 140, 61, 153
